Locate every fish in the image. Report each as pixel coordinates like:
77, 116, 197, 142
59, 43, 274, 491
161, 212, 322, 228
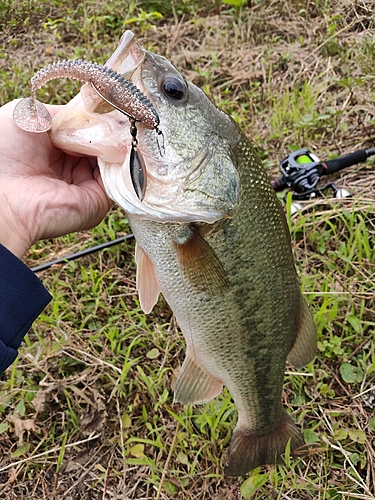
49, 30, 317, 477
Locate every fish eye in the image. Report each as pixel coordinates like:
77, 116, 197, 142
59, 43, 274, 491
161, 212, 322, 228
162, 76, 187, 101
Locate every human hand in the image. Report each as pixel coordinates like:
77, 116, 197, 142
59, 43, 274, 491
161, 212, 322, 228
0, 100, 112, 258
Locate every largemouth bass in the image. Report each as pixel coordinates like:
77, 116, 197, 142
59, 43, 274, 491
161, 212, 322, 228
50, 31, 316, 477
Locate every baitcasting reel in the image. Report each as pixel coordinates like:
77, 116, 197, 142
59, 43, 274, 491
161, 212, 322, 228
272, 147, 375, 201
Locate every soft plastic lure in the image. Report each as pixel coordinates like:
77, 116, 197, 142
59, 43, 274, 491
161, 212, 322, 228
13, 59, 160, 133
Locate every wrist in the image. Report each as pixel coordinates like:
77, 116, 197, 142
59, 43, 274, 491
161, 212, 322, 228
0, 233, 31, 259
0, 207, 32, 259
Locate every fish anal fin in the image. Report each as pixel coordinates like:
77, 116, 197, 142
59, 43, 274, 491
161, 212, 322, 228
174, 350, 223, 405
224, 410, 305, 477
174, 226, 228, 294
135, 243, 161, 314
287, 298, 317, 369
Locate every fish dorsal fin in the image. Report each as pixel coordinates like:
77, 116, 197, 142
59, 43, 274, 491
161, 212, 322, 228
174, 226, 228, 294
135, 243, 161, 314
174, 349, 223, 405
287, 298, 316, 369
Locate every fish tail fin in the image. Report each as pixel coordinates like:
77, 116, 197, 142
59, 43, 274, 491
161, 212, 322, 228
224, 410, 304, 477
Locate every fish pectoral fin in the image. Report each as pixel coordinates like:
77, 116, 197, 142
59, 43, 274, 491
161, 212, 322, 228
135, 243, 161, 314
174, 350, 223, 405
287, 298, 317, 369
224, 410, 305, 477
174, 226, 228, 295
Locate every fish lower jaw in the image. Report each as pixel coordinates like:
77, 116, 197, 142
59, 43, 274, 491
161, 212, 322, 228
117, 200, 225, 223
101, 160, 227, 222
52, 134, 128, 162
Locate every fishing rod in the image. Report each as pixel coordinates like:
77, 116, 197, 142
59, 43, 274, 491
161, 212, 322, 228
31, 235, 134, 272
31, 145, 375, 273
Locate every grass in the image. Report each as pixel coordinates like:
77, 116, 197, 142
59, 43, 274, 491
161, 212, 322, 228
1, 0, 375, 498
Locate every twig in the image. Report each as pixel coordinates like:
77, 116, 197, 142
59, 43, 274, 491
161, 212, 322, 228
285, 371, 314, 376
155, 422, 180, 500
61, 447, 112, 499
307, 19, 361, 58
102, 462, 112, 499
322, 436, 374, 498
0, 433, 101, 473
62, 348, 122, 374
353, 385, 375, 399
116, 396, 127, 485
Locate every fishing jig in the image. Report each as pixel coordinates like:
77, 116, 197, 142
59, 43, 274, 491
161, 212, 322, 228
13, 59, 160, 132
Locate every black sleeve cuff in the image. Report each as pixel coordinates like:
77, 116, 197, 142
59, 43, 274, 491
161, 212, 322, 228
0, 244, 51, 373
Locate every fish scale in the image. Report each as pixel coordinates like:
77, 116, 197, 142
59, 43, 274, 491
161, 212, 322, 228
126, 136, 301, 426
125, 132, 312, 475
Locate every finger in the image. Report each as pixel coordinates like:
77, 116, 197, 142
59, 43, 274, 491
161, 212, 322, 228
45, 104, 65, 117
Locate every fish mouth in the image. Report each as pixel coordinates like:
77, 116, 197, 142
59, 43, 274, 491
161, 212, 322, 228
104, 31, 145, 80
51, 31, 146, 161
51, 31, 236, 224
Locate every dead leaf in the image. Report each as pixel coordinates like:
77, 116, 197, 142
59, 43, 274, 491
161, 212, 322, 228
79, 390, 107, 434
80, 404, 107, 434
31, 376, 61, 413
31, 389, 47, 414
7, 415, 37, 445
7, 467, 18, 483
